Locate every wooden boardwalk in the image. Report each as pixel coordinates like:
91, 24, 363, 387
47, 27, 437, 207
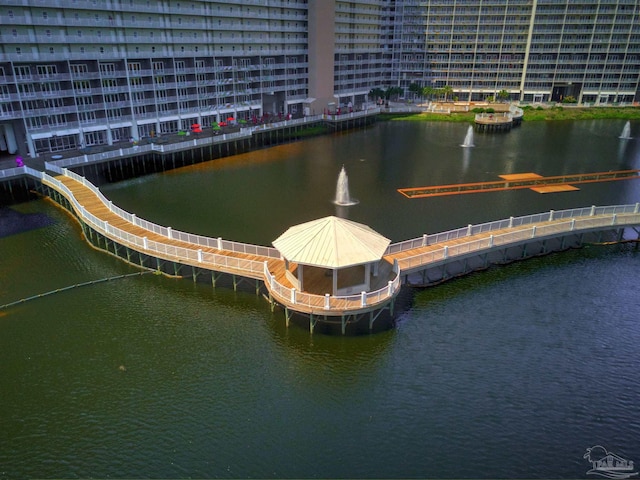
42, 172, 399, 316
39, 169, 640, 321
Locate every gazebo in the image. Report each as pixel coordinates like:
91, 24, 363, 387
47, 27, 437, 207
272, 216, 391, 296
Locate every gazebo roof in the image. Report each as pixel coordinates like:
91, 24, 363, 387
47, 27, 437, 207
272, 216, 391, 269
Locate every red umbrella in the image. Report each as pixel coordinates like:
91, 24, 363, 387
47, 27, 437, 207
227, 117, 235, 122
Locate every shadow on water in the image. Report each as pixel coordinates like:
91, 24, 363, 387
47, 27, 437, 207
0, 207, 55, 238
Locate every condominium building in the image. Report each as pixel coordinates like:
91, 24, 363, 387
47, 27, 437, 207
0, 0, 639, 159
393, 0, 640, 104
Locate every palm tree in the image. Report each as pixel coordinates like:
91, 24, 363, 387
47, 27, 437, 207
384, 86, 404, 101
422, 86, 435, 101
441, 85, 454, 102
369, 88, 385, 104
497, 89, 510, 102
408, 83, 423, 101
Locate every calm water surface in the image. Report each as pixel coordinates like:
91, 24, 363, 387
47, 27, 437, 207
1, 120, 640, 479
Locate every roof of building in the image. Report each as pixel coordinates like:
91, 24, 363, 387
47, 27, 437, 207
272, 216, 390, 269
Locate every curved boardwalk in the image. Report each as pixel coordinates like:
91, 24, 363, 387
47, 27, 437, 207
31, 165, 640, 331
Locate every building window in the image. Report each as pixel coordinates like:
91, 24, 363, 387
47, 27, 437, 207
78, 110, 96, 123
37, 65, 58, 77
41, 82, 60, 96
99, 63, 116, 76
48, 114, 66, 126
15, 66, 31, 79
107, 108, 122, 120
102, 78, 117, 91
71, 64, 88, 75
73, 80, 91, 93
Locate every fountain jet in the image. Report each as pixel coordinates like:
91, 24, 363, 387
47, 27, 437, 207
619, 121, 631, 139
334, 166, 359, 206
461, 126, 475, 147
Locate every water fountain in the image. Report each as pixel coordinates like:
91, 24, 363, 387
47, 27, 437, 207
334, 166, 358, 206
619, 121, 631, 139
461, 125, 475, 147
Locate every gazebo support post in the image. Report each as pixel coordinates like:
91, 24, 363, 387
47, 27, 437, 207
298, 264, 304, 291
341, 315, 346, 335
309, 314, 317, 334
365, 263, 371, 289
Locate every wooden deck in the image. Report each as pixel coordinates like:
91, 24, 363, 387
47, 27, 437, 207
41, 172, 640, 319
398, 169, 640, 199
44, 173, 399, 316
50, 175, 273, 279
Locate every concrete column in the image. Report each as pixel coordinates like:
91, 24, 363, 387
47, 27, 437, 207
308, 0, 337, 115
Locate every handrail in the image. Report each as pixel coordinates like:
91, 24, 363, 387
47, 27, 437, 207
395, 209, 640, 271
40, 172, 267, 277
34, 168, 640, 314
40, 171, 401, 312
48, 167, 282, 259
43, 112, 347, 170
386, 204, 640, 254
263, 261, 402, 312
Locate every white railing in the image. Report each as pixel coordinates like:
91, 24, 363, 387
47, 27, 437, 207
40, 171, 268, 278
386, 204, 640, 255
39, 169, 401, 313
395, 207, 640, 271
475, 112, 513, 122
44, 113, 333, 170
44, 166, 282, 259
323, 108, 382, 121
33, 166, 640, 314
0, 166, 26, 179
263, 261, 402, 312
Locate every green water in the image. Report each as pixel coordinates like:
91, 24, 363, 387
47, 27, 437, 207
1, 120, 640, 478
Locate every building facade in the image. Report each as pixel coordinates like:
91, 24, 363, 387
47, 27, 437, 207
0, 0, 639, 158
393, 0, 640, 104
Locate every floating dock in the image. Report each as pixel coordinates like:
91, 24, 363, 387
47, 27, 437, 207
398, 170, 640, 199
